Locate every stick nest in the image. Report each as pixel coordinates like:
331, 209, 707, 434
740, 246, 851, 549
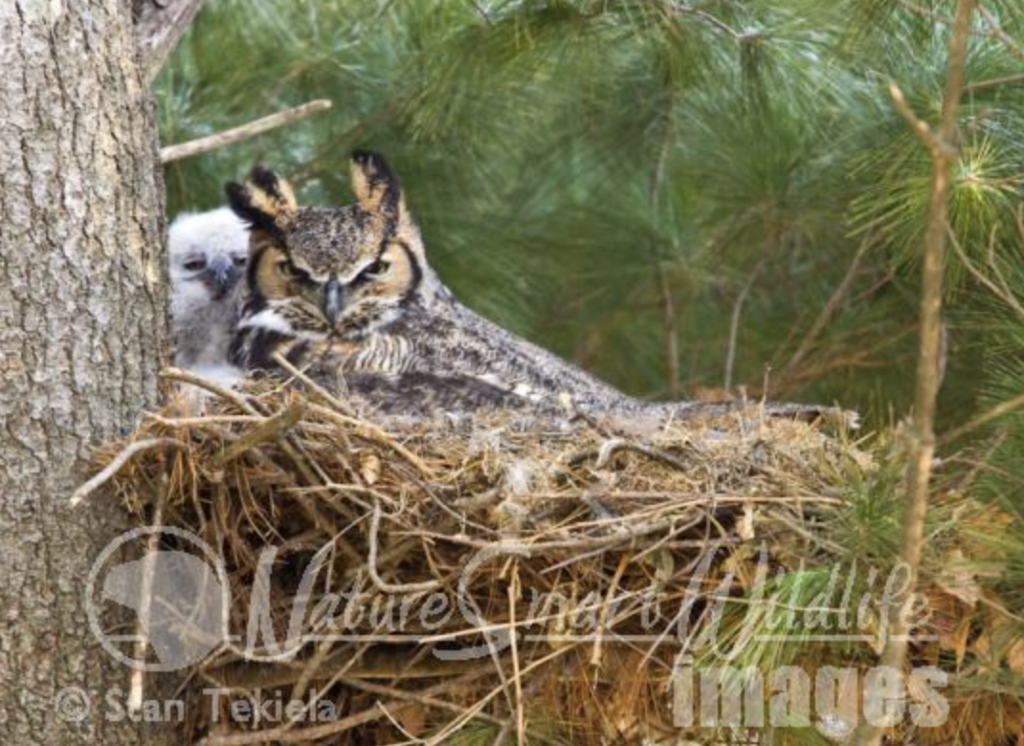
87, 372, 1016, 745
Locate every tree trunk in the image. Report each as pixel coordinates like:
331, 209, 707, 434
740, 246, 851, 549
0, 1, 172, 744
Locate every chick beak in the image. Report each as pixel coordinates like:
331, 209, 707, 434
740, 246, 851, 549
322, 279, 344, 328
202, 258, 240, 301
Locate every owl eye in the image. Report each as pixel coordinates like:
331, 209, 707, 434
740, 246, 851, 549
232, 255, 246, 267
363, 258, 391, 278
183, 258, 207, 272
276, 258, 313, 288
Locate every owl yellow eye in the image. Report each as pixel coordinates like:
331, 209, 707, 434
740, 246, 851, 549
364, 258, 391, 278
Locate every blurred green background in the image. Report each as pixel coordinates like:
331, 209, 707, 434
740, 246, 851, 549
157, 0, 1024, 456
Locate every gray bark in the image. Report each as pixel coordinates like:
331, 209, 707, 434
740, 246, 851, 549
0, 0, 173, 744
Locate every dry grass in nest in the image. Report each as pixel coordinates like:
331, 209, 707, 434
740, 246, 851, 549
75, 369, 1022, 745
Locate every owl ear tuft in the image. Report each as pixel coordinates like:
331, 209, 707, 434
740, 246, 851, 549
350, 151, 401, 217
225, 166, 298, 236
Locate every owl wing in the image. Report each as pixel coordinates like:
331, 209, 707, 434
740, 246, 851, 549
344, 370, 537, 417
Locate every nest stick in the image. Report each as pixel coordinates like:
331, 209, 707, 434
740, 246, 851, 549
311, 404, 434, 478
368, 500, 441, 594
271, 349, 432, 477
70, 438, 184, 506
508, 566, 526, 746
590, 553, 630, 669
127, 473, 169, 713
340, 678, 504, 726
162, 367, 257, 413
272, 351, 356, 416
210, 401, 306, 468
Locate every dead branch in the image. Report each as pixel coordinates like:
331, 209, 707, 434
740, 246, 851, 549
160, 100, 333, 164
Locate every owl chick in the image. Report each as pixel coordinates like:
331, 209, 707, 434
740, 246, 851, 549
169, 207, 249, 383
224, 153, 848, 426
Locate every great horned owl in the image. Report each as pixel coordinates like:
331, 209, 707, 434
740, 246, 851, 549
169, 207, 248, 382
225, 153, 840, 424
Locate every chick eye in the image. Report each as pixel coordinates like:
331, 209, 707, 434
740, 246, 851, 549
183, 258, 207, 272
232, 255, 246, 267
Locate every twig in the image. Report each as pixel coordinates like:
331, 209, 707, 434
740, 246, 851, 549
657, 265, 682, 399
593, 438, 691, 472
127, 473, 169, 713
850, 2, 976, 745
423, 647, 573, 746
368, 501, 441, 594
647, 87, 681, 399
947, 225, 1024, 324
339, 678, 503, 726
783, 234, 875, 374
507, 566, 525, 746
965, 71, 1024, 92
590, 554, 629, 669
136, 0, 210, 84
160, 100, 333, 164
888, 86, 954, 157
70, 438, 185, 506
940, 390, 1024, 444
162, 367, 325, 482
209, 401, 306, 468
310, 404, 434, 478
147, 414, 262, 427
198, 676, 475, 745
272, 351, 356, 416
162, 367, 255, 413
977, 4, 1024, 62
724, 263, 764, 390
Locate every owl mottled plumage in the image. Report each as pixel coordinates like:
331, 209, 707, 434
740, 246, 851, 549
227, 152, 845, 424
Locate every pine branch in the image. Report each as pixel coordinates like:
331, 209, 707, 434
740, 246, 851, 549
849, 2, 976, 744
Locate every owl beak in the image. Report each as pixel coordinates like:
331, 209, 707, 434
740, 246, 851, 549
322, 279, 345, 327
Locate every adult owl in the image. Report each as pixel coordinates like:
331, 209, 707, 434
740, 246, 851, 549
168, 207, 248, 384
225, 153, 843, 424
